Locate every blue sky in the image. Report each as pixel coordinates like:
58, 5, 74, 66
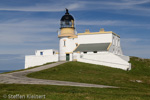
0, 0, 150, 70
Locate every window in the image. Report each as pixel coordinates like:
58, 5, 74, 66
113, 37, 115, 45
76, 43, 78, 46
61, 21, 72, 28
53, 51, 55, 55
118, 39, 120, 47
65, 21, 69, 25
93, 51, 97, 53
83, 51, 87, 54
40, 52, 43, 55
64, 41, 66, 47
116, 38, 118, 46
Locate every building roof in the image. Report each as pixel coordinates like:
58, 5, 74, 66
74, 43, 111, 52
78, 28, 120, 38
61, 9, 74, 21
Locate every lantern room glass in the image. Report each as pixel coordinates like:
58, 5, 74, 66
61, 21, 72, 28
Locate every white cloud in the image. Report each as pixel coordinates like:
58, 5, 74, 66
81, 0, 150, 16
0, 0, 149, 16
121, 38, 150, 43
0, 18, 59, 55
77, 20, 150, 28
0, 54, 24, 61
77, 20, 129, 26
0, 17, 149, 47
0, 18, 59, 44
121, 38, 150, 58
81, 0, 150, 9
121, 38, 142, 42
0, 1, 83, 12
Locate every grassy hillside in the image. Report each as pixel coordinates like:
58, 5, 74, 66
1, 62, 55, 74
1, 57, 150, 100
0, 84, 149, 100
27, 57, 150, 88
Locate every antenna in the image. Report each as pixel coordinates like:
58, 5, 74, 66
65, 8, 69, 14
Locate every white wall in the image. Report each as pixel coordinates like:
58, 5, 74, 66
77, 52, 131, 70
109, 34, 123, 55
25, 54, 58, 69
78, 34, 112, 44
109, 44, 123, 55
59, 37, 78, 61
35, 49, 58, 56
77, 33, 124, 56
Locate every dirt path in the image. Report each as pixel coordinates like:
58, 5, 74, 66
0, 62, 117, 88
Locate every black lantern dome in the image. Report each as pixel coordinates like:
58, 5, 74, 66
60, 8, 75, 29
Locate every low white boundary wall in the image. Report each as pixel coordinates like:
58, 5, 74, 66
25, 54, 58, 69
77, 52, 131, 70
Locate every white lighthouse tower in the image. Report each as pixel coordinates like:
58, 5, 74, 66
25, 9, 131, 70
58, 9, 78, 61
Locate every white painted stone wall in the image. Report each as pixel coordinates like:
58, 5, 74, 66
107, 34, 123, 55
25, 31, 130, 70
59, 37, 67, 60
77, 33, 123, 55
35, 49, 58, 56
78, 33, 112, 44
109, 43, 123, 55
111, 34, 123, 55
59, 37, 78, 61
59, 33, 124, 61
25, 49, 59, 69
25, 54, 58, 69
77, 52, 131, 70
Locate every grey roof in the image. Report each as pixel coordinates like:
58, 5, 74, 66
74, 43, 110, 52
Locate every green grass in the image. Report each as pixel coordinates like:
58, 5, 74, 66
27, 57, 150, 88
1, 62, 55, 74
1, 57, 150, 100
0, 84, 150, 100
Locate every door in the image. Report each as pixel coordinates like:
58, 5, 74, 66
66, 54, 70, 61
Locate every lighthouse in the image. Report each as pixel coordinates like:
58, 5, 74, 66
25, 9, 131, 70
58, 9, 78, 61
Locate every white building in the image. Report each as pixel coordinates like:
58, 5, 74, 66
25, 49, 58, 69
25, 9, 131, 70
